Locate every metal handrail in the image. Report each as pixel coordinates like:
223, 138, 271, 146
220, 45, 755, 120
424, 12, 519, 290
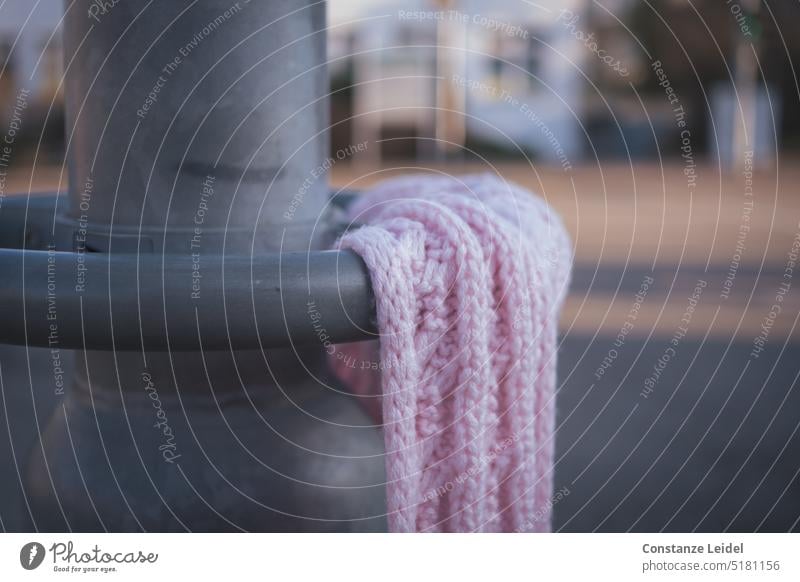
0, 247, 377, 351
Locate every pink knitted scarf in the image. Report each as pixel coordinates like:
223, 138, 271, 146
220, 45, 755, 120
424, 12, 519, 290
333, 174, 571, 532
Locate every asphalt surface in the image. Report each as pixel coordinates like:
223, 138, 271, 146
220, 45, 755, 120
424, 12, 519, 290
1, 267, 797, 531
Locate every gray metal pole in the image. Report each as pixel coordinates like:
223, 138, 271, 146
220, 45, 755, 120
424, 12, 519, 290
59, 0, 330, 253
24, 0, 386, 532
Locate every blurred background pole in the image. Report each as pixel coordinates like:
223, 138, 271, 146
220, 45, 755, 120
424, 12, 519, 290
731, 0, 766, 170
433, 0, 465, 160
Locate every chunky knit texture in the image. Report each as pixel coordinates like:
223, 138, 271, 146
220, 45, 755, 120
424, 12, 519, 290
333, 174, 571, 532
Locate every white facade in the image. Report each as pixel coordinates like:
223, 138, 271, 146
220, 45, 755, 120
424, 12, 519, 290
329, 0, 588, 165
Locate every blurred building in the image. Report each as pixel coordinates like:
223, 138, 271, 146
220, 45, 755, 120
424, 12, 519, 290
0, 0, 63, 153
1, 0, 798, 168
329, 0, 588, 165
329, 0, 800, 166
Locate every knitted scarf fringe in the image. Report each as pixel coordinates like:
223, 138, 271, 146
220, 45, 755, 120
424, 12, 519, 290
333, 173, 572, 532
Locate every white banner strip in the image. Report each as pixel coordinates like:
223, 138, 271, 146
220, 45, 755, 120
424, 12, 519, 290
1, 533, 797, 581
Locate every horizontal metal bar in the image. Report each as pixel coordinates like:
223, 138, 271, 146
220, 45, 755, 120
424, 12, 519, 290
0, 248, 377, 351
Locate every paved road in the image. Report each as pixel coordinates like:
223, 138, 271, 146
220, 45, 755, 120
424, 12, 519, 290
2, 327, 797, 532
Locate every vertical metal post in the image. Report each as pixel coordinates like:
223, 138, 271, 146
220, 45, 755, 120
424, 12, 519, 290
26, 0, 386, 532
59, 0, 330, 252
